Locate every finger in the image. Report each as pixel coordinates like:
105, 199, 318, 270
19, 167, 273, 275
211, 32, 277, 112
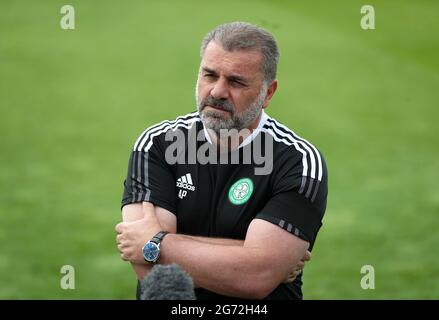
116, 234, 123, 244
290, 269, 301, 279
283, 275, 296, 283
285, 270, 301, 283
302, 250, 311, 261
287, 261, 303, 275
115, 222, 125, 234
286, 269, 299, 279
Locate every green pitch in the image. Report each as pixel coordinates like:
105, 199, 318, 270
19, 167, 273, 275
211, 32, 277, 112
0, 0, 438, 299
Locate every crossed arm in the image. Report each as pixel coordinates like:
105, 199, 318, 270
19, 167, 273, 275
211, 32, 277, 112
117, 202, 309, 299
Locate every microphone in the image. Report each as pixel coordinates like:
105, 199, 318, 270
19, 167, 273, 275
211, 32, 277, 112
140, 263, 196, 300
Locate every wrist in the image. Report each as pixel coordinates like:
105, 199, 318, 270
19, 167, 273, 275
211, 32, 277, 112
142, 231, 170, 264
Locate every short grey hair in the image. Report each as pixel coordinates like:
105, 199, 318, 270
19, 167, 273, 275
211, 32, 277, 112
200, 22, 280, 83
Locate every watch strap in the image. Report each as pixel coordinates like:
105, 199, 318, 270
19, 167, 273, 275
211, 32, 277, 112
150, 231, 169, 245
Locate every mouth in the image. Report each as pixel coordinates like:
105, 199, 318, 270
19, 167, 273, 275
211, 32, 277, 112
204, 105, 231, 113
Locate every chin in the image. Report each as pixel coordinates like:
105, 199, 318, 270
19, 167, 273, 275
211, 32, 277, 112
202, 117, 231, 131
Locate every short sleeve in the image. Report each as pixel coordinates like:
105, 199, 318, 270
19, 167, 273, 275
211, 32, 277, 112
256, 148, 328, 247
121, 136, 177, 215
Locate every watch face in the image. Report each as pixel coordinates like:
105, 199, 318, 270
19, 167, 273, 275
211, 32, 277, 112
143, 242, 159, 262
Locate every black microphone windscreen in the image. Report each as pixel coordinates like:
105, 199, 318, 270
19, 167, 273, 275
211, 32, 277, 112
140, 263, 196, 300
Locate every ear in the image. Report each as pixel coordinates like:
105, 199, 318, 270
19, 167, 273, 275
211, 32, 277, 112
262, 80, 278, 109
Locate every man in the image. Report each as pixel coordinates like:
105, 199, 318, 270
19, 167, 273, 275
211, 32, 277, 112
116, 22, 328, 300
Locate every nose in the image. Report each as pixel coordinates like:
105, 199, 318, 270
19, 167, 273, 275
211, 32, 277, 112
210, 77, 230, 100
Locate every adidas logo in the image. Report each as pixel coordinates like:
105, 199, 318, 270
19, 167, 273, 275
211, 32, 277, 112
176, 173, 196, 192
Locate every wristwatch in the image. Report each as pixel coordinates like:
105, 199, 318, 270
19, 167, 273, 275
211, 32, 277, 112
142, 231, 169, 264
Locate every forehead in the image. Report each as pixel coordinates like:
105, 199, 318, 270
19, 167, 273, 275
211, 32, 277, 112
201, 41, 263, 79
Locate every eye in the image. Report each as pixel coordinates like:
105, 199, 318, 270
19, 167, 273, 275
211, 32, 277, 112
204, 73, 217, 79
231, 80, 246, 87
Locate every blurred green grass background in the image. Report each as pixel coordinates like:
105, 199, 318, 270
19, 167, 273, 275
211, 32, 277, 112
1, 0, 438, 299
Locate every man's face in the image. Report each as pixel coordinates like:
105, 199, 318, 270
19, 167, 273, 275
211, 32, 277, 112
196, 41, 268, 133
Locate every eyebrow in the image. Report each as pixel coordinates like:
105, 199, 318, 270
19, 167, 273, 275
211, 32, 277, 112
201, 67, 249, 84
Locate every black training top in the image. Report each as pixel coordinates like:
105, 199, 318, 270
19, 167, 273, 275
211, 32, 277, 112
122, 111, 328, 300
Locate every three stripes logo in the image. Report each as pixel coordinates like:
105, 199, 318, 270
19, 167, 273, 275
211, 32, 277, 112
176, 173, 195, 199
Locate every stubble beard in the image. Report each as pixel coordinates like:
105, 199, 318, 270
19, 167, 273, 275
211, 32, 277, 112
196, 81, 268, 135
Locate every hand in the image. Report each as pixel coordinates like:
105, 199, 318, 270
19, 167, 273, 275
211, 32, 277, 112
115, 209, 162, 264
283, 250, 311, 283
